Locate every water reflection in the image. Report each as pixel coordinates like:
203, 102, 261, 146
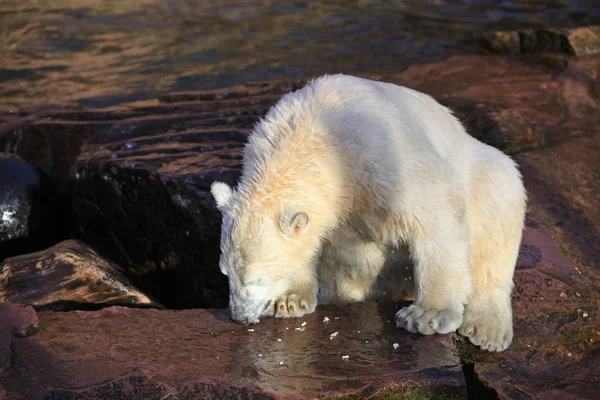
225, 302, 462, 396
1, 0, 599, 109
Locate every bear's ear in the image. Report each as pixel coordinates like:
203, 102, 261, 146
280, 211, 310, 237
211, 181, 233, 211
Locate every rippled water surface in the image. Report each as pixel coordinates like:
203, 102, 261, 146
1, 0, 599, 109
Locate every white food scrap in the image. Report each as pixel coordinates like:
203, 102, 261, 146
330, 331, 339, 340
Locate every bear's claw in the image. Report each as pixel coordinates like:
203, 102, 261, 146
274, 293, 316, 318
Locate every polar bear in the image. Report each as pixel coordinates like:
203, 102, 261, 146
210, 74, 527, 352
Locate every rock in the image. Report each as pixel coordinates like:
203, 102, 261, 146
0, 239, 162, 310
0, 52, 598, 398
0, 303, 467, 399
0, 303, 38, 374
456, 114, 600, 398
0, 154, 67, 260
1, 53, 597, 311
474, 26, 600, 55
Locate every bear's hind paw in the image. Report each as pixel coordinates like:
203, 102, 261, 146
395, 304, 463, 335
458, 313, 513, 352
274, 294, 316, 318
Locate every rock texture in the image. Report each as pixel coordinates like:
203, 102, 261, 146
0, 303, 466, 399
0, 50, 599, 398
0, 240, 162, 310
474, 26, 600, 55
0, 304, 38, 374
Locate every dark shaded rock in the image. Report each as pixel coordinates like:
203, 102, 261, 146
0, 154, 66, 260
0, 303, 466, 399
474, 26, 600, 56
0, 303, 38, 374
0, 239, 162, 310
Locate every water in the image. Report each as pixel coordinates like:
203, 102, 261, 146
1, 0, 599, 109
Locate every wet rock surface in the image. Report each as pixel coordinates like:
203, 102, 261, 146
0, 303, 466, 399
1, 240, 162, 311
0, 50, 599, 398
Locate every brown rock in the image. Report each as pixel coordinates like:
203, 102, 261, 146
0, 53, 597, 311
457, 112, 600, 398
0, 303, 466, 399
0, 240, 162, 310
473, 26, 600, 56
0, 304, 38, 374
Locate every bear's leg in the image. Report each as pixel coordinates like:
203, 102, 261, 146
395, 215, 472, 336
458, 159, 526, 352
317, 235, 387, 304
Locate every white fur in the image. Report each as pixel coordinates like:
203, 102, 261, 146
211, 74, 527, 352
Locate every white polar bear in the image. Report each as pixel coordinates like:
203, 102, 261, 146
211, 74, 527, 352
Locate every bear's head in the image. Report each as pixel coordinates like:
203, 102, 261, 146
211, 181, 314, 325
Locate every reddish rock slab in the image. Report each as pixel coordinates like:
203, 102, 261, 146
0, 303, 466, 399
458, 226, 600, 400
0, 303, 38, 375
1, 240, 162, 310
457, 123, 600, 399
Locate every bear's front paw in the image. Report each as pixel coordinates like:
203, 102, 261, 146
274, 293, 316, 318
395, 304, 463, 335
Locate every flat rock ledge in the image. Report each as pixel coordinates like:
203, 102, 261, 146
0, 303, 465, 400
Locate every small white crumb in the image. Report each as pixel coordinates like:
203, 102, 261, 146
280, 361, 284, 365
258, 354, 263, 357
357, 330, 361, 333
285, 327, 289, 330
323, 317, 330, 322
575, 267, 582, 275
583, 311, 589, 318
387, 320, 391, 323
567, 352, 572, 357
295, 327, 305, 332
393, 343, 400, 350
365, 340, 370, 343
330, 331, 339, 339
301, 321, 307, 327
341, 355, 349, 359
334, 317, 340, 320
247, 329, 255, 332
216, 357, 219, 359
277, 338, 282, 342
